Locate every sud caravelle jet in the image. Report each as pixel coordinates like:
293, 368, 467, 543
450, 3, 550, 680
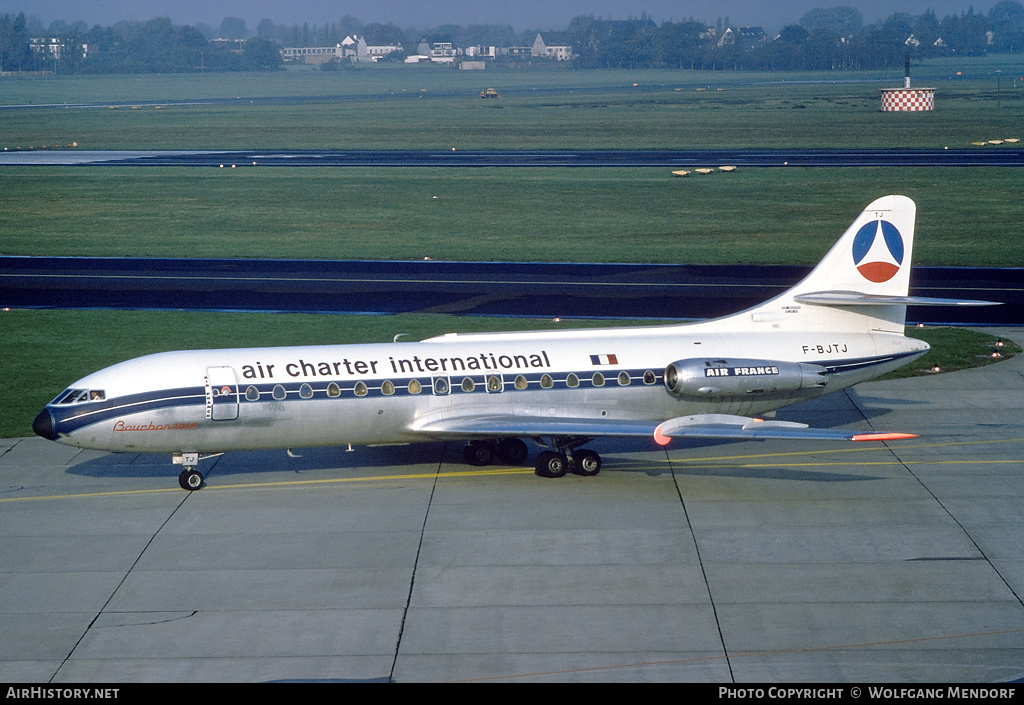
33, 195, 994, 490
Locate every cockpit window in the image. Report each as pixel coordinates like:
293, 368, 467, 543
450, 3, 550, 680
55, 389, 104, 404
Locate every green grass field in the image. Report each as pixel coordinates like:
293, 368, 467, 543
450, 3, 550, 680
2, 59, 1022, 438
2, 166, 1023, 266
2, 60, 1021, 151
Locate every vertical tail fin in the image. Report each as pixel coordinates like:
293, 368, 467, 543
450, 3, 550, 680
789, 194, 916, 302
730, 195, 917, 334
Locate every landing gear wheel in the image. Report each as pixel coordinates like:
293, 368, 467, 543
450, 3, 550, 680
535, 451, 568, 478
572, 449, 602, 477
497, 438, 529, 465
178, 468, 204, 491
463, 441, 494, 466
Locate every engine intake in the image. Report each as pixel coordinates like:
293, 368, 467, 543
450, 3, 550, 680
664, 358, 828, 398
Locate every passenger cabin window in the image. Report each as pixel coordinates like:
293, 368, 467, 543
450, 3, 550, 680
592, 372, 605, 387
273, 385, 287, 400
487, 375, 503, 392
540, 374, 554, 389
461, 377, 475, 393
433, 377, 449, 395
566, 373, 580, 388
382, 381, 395, 396
514, 375, 528, 390
354, 381, 368, 397
245, 386, 260, 401
618, 371, 631, 386
327, 382, 341, 397
408, 379, 422, 394
299, 383, 314, 399
644, 370, 657, 385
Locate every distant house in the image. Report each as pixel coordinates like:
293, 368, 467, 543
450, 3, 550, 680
532, 32, 573, 60
416, 38, 459, 63
716, 27, 768, 49
339, 35, 368, 61
30, 37, 88, 60
342, 35, 403, 62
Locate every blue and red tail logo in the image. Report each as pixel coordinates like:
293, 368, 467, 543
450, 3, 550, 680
852, 219, 904, 283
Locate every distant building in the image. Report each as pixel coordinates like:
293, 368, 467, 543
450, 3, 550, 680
281, 35, 402, 65
30, 37, 88, 60
210, 38, 247, 54
502, 46, 533, 58
532, 32, 573, 60
280, 45, 338, 64
416, 38, 459, 63
716, 27, 768, 49
341, 35, 403, 62
465, 45, 497, 59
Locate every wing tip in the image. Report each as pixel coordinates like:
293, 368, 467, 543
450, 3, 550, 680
851, 432, 919, 442
653, 424, 671, 446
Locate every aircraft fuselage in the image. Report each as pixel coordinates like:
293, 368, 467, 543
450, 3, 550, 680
35, 325, 925, 455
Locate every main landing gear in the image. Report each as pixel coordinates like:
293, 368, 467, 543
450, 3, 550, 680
462, 437, 602, 479
534, 447, 601, 478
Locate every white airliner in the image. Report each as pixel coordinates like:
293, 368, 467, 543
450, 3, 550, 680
33, 195, 994, 490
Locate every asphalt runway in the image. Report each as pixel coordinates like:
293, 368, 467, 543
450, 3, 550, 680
2, 328, 1023, 683
3, 148, 1024, 167
2, 256, 1018, 325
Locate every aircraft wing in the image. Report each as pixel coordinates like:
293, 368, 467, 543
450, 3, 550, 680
410, 414, 659, 439
410, 413, 916, 445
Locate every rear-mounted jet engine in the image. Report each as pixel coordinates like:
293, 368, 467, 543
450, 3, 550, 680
664, 358, 829, 397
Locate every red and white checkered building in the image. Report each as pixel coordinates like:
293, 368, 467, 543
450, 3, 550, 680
879, 87, 935, 111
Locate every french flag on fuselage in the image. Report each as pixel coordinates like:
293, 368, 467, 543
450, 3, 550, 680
590, 354, 618, 366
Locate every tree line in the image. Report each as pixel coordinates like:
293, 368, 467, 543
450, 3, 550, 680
0, 15, 282, 73
570, 3, 1024, 70
2, 3, 1023, 75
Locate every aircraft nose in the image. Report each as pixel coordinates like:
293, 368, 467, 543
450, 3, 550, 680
32, 409, 57, 441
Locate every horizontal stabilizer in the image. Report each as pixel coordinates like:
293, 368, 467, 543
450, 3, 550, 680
794, 291, 1000, 307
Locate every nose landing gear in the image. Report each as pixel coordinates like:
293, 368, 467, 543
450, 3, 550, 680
173, 452, 222, 491
178, 467, 204, 491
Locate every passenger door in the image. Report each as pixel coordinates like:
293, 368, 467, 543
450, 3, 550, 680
206, 366, 239, 421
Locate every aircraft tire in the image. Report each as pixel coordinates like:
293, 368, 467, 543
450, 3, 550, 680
463, 441, 494, 466
535, 451, 567, 478
178, 468, 204, 491
572, 449, 602, 477
497, 438, 529, 465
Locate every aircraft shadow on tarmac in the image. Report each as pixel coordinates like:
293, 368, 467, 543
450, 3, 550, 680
64, 432, 890, 485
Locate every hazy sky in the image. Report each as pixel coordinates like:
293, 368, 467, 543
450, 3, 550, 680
2, 0, 999, 33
